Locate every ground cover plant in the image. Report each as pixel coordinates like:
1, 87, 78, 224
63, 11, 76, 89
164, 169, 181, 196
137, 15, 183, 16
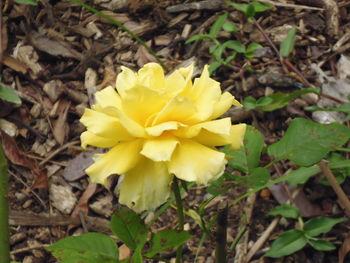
1, 0, 350, 262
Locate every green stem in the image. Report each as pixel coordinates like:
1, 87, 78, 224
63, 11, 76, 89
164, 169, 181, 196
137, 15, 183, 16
172, 178, 184, 263
0, 144, 10, 263
68, 0, 168, 71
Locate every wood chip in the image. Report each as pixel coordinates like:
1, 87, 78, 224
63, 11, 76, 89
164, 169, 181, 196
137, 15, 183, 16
85, 68, 98, 105
9, 210, 111, 234
2, 54, 28, 74
52, 99, 70, 145
29, 31, 83, 60
13, 44, 43, 77
50, 183, 77, 214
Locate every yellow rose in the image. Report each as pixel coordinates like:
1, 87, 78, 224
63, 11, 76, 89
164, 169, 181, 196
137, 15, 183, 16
80, 63, 246, 212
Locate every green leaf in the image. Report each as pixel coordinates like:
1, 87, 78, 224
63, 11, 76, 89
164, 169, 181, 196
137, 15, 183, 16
224, 40, 246, 53
209, 13, 228, 37
304, 217, 347, 237
132, 247, 143, 263
252, 87, 319, 111
185, 34, 214, 44
256, 96, 274, 107
232, 167, 270, 188
287, 159, 350, 186
208, 61, 222, 74
267, 118, 350, 166
224, 52, 237, 64
265, 229, 307, 258
14, 0, 37, 5
110, 210, 148, 250
320, 153, 350, 185
242, 96, 257, 110
47, 233, 118, 263
225, 125, 264, 173
280, 27, 297, 57
246, 3, 256, 18
0, 85, 21, 104
211, 44, 226, 60
250, 1, 273, 13
222, 21, 238, 32
229, 3, 249, 15
145, 230, 191, 258
308, 239, 335, 251
245, 42, 263, 58
268, 204, 299, 219
206, 174, 230, 196
229, 1, 272, 18
287, 166, 321, 186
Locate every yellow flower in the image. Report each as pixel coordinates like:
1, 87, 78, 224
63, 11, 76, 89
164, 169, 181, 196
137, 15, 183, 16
80, 63, 246, 212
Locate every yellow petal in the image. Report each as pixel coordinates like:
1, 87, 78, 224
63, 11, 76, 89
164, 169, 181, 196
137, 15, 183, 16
173, 118, 232, 138
180, 65, 221, 121
119, 157, 173, 212
95, 86, 122, 109
141, 134, 179, 161
164, 63, 193, 97
116, 66, 137, 97
168, 139, 226, 184
107, 107, 147, 138
152, 96, 197, 125
138, 63, 165, 91
194, 123, 246, 147
86, 139, 143, 184
164, 70, 186, 97
229, 124, 246, 150
121, 85, 167, 126
178, 63, 194, 78
81, 131, 119, 148
146, 121, 183, 136
80, 109, 133, 140
210, 92, 235, 120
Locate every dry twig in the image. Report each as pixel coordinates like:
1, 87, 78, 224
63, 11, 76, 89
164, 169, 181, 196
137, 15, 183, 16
318, 160, 350, 217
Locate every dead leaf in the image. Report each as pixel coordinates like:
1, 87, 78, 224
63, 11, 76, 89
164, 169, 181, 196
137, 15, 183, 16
268, 183, 323, 217
339, 232, 350, 263
52, 100, 70, 145
31, 168, 48, 189
1, 131, 48, 188
119, 244, 131, 260
71, 183, 97, 218
29, 31, 83, 60
1, 130, 34, 168
63, 150, 102, 181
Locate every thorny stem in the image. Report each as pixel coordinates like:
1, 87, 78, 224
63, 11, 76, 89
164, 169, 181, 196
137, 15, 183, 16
0, 144, 10, 263
172, 178, 184, 263
215, 201, 228, 263
318, 160, 350, 217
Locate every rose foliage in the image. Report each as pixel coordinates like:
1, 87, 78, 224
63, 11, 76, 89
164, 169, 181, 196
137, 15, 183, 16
80, 63, 246, 212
